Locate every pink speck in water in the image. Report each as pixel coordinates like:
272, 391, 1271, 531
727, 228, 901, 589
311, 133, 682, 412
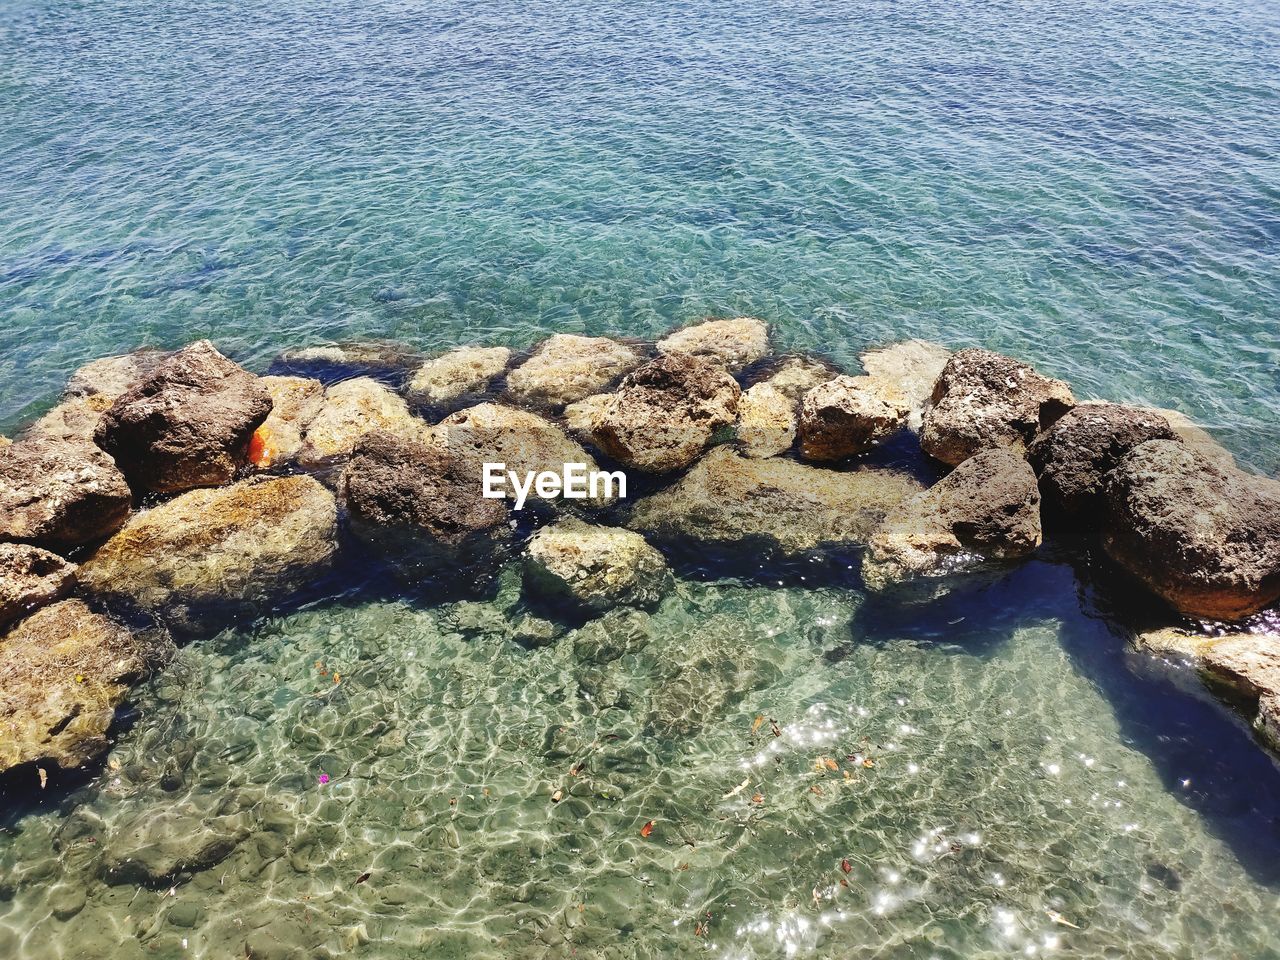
318, 774, 330, 785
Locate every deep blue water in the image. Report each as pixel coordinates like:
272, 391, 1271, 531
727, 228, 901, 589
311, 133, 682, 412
2, 0, 1278, 466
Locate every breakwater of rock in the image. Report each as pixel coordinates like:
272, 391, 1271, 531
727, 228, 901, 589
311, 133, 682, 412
2, 317, 1278, 784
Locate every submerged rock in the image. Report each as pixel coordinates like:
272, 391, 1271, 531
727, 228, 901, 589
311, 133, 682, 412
1103, 439, 1280, 621
65, 349, 169, 400
920, 348, 1075, 465
296, 376, 426, 471
657, 317, 770, 373
104, 807, 249, 887
752, 355, 838, 401
254, 375, 325, 466
591, 354, 740, 474
507, 334, 645, 408
95, 340, 273, 494
0, 543, 76, 628
628, 446, 921, 556
862, 448, 1042, 599
433, 402, 616, 509
80, 475, 338, 632
1028, 403, 1177, 521
798, 375, 909, 462
274, 341, 420, 384
407, 346, 511, 406
340, 430, 511, 567
22, 394, 117, 444
736, 383, 796, 458
0, 437, 133, 550
0, 599, 172, 774
524, 518, 671, 613
859, 340, 951, 430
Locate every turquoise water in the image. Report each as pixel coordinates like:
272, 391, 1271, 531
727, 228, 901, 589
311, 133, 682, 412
4, 1, 1280, 958
2, 0, 1279, 466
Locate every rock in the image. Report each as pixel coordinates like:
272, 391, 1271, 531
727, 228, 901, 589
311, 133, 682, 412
80, 476, 338, 631
753, 356, 838, 401
273, 341, 420, 385
0, 543, 76, 628
591, 354, 740, 474
524, 518, 671, 613
433, 403, 616, 509
562, 393, 612, 441
1103, 439, 1280, 620
104, 808, 248, 887
571, 607, 652, 664
22, 394, 116, 443
862, 448, 1042, 598
94, 340, 273, 494
1027, 404, 1178, 521
737, 383, 796, 458
507, 335, 645, 408
64, 349, 168, 400
0, 437, 8, 449
628, 446, 921, 556
657, 317, 770, 373
859, 340, 951, 430
0, 599, 172, 774
252, 376, 324, 466
0, 437, 133, 550
797, 375, 909, 462
407, 346, 511, 406
340, 430, 511, 567
1147, 407, 1237, 468
296, 377, 426, 471
920, 348, 1075, 465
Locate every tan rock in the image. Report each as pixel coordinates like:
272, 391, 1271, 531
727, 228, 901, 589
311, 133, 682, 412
756, 356, 838, 400
64, 350, 168, 399
0, 599, 172, 773
859, 340, 951, 430
562, 393, 612, 441
798, 375, 909, 462
737, 383, 796, 458
0, 543, 76, 628
657, 317, 770, 373
408, 346, 511, 405
507, 335, 645, 408
255, 375, 324, 465
80, 475, 338, 633
628, 446, 921, 556
524, 518, 671, 612
22, 394, 116, 443
297, 377, 426, 470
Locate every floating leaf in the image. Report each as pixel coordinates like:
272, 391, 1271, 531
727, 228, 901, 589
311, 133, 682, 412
1046, 910, 1080, 929
862, 758, 875, 768
721, 778, 750, 800
751, 793, 764, 804
355, 872, 371, 885
640, 820, 655, 838
751, 715, 765, 734
770, 721, 782, 738
841, 859, 852, 874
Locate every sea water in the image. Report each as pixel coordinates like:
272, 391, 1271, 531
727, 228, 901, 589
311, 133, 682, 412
2, 0, 1280, 957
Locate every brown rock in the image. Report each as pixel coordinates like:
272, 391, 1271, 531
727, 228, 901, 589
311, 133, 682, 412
0, 437, 133, 550
798, 375, 909, 462
753, 356, 838, 401
64, 349, 169, 400
920, 348, 1075, 465
0, 544, 76, 628
94, 340, 273, 494
524, 518, 670, 612
592, 354, 740, 474
22, 394, 116, 443
507, 335, 644, 408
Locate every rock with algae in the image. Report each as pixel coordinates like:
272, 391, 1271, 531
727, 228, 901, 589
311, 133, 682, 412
507, 334, 645, 408
0, 543, 76, 628
296, 376, 427, 471
524, 518, 671, 613
408, 345, 511, 406
798, 375, 910, 462
0, 599, 173, 774
657, 317, 770, 373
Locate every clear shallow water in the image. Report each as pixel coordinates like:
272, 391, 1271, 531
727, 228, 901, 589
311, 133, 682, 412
1, 0, 1279, 466
3, 0, 1280, 957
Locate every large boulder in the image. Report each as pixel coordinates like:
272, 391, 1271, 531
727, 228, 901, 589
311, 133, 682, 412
657, 317, 770, 373
340, 430, 511, 568
1103, 439, 1280, 620
433, 402, 617, 509
628, 446, 921, 556
296, 377, 426, 471
407, 346, 511, 406
920, 348, 1075, 465
506, 335, 645, 408
251, 375, 325, 467
591, 354, 741, 474
798, 375, 909, 462
859, 340, 951, 430
0, 543, 75, 628
1028, 403, 1178, 521
0, 437, 133, 550
736, 383, 796, 459
80, 475, 338, 632
524, 518, 671, 613
0, 599, 172, 774
862, 448, 1042, 598
94, 340, 273, 494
